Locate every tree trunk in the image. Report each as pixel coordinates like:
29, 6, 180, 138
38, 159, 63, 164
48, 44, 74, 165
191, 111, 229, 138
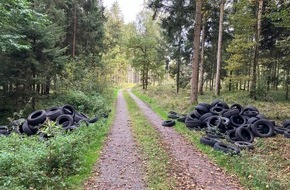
198, 16, 206, 95
286, 68, 289, 100
72, 4, 77, 58
215, 0, 225, 96
177, 44, 181, 94
190, 0, 202, 103
250, 0, 263, 100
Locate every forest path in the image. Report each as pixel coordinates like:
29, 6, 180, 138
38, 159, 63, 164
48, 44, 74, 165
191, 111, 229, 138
128, 89, 245, 190
85, 89, 245, 190
84, 90, 146, 190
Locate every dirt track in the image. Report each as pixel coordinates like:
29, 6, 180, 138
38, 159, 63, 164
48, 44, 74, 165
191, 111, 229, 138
84, 90, 146, 190
85, 89, 244, 190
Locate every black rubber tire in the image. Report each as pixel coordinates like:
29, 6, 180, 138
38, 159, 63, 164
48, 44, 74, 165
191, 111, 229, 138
210, 107, 224, 115
197, 103, 212, 110
247, 117, 259, 124
256, 114, 266, 119
162, 120, 175, 127
199, 112, 214, 123
235, 126, 254, 142
185, 117, 201, 128
242, 110, 259, 117
226, 129, 238, 143
207, 116, 222, 129
195, 105, 209, 115
206, 131, 225, 139
8, 118, 27, 129
168, 111, 178, 115
211, 99, 222, 107
61, 105, 76, 117
200, 136, 221, 147
74, 112, 89, 123
282, 119, 290, 128
27, 110, 47, 126
177, 115, 186, 123
215, 102, 229, 109
214, 142, 240, 155
168, 113, 179, 119
284, 130, 290, 138
88, 116, 99, 123
230, 115, 246, 127
251, 119, 274, 137
230, 103, 244, 114
0, 126, 9, 136
274, 126, 288, 135
22, 121, 37, 136
46, 107, 63, 121
56, 114, 74, 128
234, 141, 254, 150
14, 125, 24, 134
243, 105, 259, 112
222, 109, 239, 118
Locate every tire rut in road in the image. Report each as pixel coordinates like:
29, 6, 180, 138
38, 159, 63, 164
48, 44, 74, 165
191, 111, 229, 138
84, 90, 146, 190
128, 89, 244, 190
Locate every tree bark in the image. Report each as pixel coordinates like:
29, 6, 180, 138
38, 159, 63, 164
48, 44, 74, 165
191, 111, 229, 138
215, 0, 225, 96
72, 3, 77, 58
198, 16, 206, 95
190, 0, 202, 103
250, 0, 263, 99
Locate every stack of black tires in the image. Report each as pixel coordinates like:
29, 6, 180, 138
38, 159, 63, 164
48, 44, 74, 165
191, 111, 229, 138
163, 99, 290, 155
0, 104, 100, 139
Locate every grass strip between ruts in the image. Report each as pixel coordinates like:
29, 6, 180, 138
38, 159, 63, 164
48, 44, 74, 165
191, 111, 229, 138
132, 88, 290, 190
124, 91, 175, 189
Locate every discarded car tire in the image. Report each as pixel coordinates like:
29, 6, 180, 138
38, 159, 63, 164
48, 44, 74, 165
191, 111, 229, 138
61, 105, 76, 117
0, 126, 10, 136
27, 110, 47, 126
46, 107, 63, 121
274, 126, 288, 135
251, 119, 274, 137
235, 126, 254, 143
230, 115, 246, 127
284, 130, 290, 138
230, 104, 244, 114
234, 141, 254, 150
162, 120, 175, 127
226, 129, 238, 143
200, 136, 221, 147
214, 142, 240, 155
22, 122, 37, 136
89, 116, 99, 123
8, 118, 27, 128
56, 114, 74, 128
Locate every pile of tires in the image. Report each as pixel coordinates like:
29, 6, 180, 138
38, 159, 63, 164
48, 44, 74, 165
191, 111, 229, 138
0, 104, 101, 139
164, 99, 290, 154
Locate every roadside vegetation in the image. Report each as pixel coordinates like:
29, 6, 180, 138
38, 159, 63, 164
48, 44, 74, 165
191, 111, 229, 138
124, 91, 175, 189
0, 89, 118, 190
133, 85, 290, 190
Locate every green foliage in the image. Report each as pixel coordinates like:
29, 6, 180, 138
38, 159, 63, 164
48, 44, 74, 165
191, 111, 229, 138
0, 119, 109, 190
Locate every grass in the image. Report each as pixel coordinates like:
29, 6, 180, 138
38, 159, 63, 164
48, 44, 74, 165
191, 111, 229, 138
132, 85, 290, 190
124, 91, 175, 189
66, 88, 119, 189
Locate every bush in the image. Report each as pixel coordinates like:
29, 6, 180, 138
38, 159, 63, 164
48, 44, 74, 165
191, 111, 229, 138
37, 90, 112, 117
0, 119, 108, 189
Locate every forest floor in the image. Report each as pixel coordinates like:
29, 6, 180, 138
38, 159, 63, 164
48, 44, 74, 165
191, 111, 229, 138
84, 89, 244, 190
